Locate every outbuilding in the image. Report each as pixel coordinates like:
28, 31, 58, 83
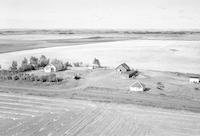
44, 64, 57, 73
129, 81, 145, 92
189, 77, 200, 83
115, 63, 130, 73
121, 70, 138, 79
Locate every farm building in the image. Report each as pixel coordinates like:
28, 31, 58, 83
115, 63, 130, 73
121, 70, 138, 79
129, 81, 145, 92
44, 64, 57, 73
189, 77, 200, 83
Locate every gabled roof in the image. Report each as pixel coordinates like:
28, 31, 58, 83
45, 63, 58, 70
45, 64, 55, 68
130, 81, 145, 88
116, 63, 130, 71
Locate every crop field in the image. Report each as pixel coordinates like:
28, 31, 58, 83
0, 40, 200, 74
0, 92, 200, 136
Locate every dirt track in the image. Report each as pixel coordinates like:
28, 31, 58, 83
0, 92, 200, 136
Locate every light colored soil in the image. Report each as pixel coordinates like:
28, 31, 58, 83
0, 34, 130, 53
0, 40, 200, 74
0, 92, 199, 136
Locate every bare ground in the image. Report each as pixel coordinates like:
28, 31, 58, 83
0, 92, 199, 136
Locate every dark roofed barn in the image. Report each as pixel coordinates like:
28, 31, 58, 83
115, 63, 130, 73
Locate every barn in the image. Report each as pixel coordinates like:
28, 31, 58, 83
115, 63, 130, 73
129, 81, 145, 92
44, 64, 57, 73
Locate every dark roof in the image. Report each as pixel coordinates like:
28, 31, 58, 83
187, 73, 200, 78
123, 70, 136, 75
190, 76, 200, 78
116, 63, 130, 71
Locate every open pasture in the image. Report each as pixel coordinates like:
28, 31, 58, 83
0, 92, 200, 136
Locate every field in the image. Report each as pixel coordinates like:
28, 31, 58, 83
0, 39, 200, 74
0, 30, 200, 135
1, 30, 200, 74
0, 92, 200, 136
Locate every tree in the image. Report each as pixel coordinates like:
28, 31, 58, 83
38, 55, 49, 67
51, 59, 64, 71
21, 57, 28, 66
19, 57, 34, 72
93, 58, 100, 67
30, 56, 38, 69
64, 61, 71, 70
10, 61, 18, 71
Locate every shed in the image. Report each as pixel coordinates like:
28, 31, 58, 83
129, 81, 145, 92
44, 64, 57, 73
115, 63, 130, 73
121, 70, 138, 79
189, 77, 200, 83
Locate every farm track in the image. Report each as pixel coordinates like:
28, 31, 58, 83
0, 92, 200, 136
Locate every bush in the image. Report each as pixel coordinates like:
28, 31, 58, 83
12, 75, 19, 80
0, 69, 63, 83
34, 76, 40, 82
74, 75, 81, 80
40, 75, 48, 82
19, 64, 35, 72
7, 75, 12, 80
48, 74, 57, 82
56, 77, 63, 82
73, 62, 83, 67
51, 59, 64, 71
30, 74, 36, 81
19, 73, 31, 81
10, 61, 18, 72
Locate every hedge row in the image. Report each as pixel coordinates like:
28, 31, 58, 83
0, 70, 63, 83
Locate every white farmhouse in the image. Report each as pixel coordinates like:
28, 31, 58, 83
189, 77, 200, 83
129, 81, 145, 92
44, 64, 57, 73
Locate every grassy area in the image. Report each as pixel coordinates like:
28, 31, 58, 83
0, 68, 200, 113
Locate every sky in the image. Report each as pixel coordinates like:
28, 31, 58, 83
1, 0, 200, 30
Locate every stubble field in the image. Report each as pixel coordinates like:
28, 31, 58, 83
0, 92, 200, 136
